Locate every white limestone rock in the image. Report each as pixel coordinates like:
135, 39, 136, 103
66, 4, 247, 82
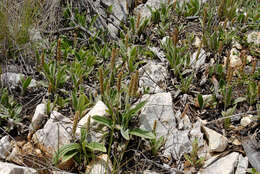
139, 61, 167, 93
0, 136, 12, 160
193, 36, 202, 48
139, 93, 176, 138
161, 36, 170, 45
200, 152, 240, 174
139, 93, 191, 159
190, 121, 204, 148
148, 46, 166, 62
30, 104, 47, 131
1, 73, 23, 89
76, 101, 109, 143
0, 72, 37, 89
134, 0, 170, 20
232, 40, 242, 50
0, 162, 37, 174
228, 47, 242, 68
101, 0, 128, 38
175, 110, 192, 130
240, 115, 253, 127
202, 126, 228, 152
170, 129, 192, 160
85, 154, 112, 174
235, 154, 248, 174
247, 31, 260, 46
32, 111, 72, 156
190, 49, 206, 70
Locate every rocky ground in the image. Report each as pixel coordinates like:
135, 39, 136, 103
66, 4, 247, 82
0, 0, 260, 173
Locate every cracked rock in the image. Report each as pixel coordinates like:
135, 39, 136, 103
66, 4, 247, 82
0, 136, 12, 160
247, 31, 260, 46
200, 152, 240, 174
0, 161, 37, 174
235, 154, 248, 174
202, 126, 228, 152
139, 61, 167, 93
32, 111, 73, 156
76, 101, 109, 143
85, 154, 112, 174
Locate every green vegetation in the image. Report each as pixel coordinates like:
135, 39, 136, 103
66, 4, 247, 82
0, 0, 260, 173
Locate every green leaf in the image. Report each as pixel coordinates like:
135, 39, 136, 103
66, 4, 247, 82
198, 94, 204, 109
154, 136, 164, 149
14, 105, 22, 115
72, 91, 78, 111
120, 127, 130, 140
129, 128, 155, 139
92, 115, 112, 129
80, 127, 87, 143
86, 142, 106, 152
60, 151, 78, 164
53, 143, 81, 164
124, 101, 146, 122
78, 94, 87, 112
233, 97, 246, 105
226, 86, 232, 107
24, 76, 32, 87
107, 5, 113, 14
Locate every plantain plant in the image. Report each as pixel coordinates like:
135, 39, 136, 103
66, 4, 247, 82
0, 88, 22, 132
184, 138, 205, 169
53, 121, 106, 168
20, 75, 32, 96
42, 60, 68, 93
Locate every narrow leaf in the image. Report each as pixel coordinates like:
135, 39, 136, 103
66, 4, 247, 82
86, 142, 106, 152
60, 151, 78, 163
129, 128, 155, 139
92, 115, 112, 129
198, 94, 204, 109
120, 127, 130, 140
23, 77, 32, 89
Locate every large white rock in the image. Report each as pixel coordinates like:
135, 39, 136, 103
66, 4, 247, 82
200, 152, 240, 174
0, 73, 37, 89
242, 138, 260, 172
0, 162, 37, 174
1, 73, 23, 88
139, 61, 167, 93
101, 0, 128, 38
235, 154, 248, 174
140, 93, 186, 158
32, 111, 72, 156
247, 31, 260, 46
139, 93, 203, 160
30, 104, 47, 131
170, 129, 192, 160
85, 154, 112, 174
76, 101, 109, 142
140, 93, 176, 137
148, 47, 166, 63
134, 0, 170, 19
202, 126, 228, 152
0, 136, 12, 160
